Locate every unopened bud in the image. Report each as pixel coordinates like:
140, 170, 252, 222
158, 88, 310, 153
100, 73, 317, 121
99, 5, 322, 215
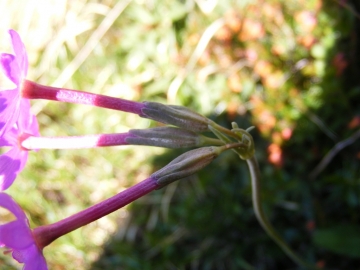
126, 127, 201, 148
141, 102, 210, 132
151, 143, 242, 188
151, 147, 219, 188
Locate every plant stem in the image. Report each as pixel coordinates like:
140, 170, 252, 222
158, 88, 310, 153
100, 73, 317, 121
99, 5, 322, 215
20, 131, 225, 150
21, 80, 145, 115
21, 132, 134, 150
246, 156, 318, 269
33, 177, 158, 249
209, 121, 240, 140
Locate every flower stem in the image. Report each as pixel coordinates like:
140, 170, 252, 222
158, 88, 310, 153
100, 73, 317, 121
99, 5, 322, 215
33, 177, 158, 249
21, 80, 145, 115
246, 156, 318, 269
209, 121, 240, 140
20, 132, 225, 150
21, 132, 134, 150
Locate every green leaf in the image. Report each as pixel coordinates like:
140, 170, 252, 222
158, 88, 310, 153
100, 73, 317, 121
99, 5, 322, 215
313, 225, 360, 258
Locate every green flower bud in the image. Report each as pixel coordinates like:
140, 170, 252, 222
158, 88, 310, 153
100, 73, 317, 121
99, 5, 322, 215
152, 147, 219, 188
126, 127, 201, 148
141, 102, 210, 132
152, 143, 243, 188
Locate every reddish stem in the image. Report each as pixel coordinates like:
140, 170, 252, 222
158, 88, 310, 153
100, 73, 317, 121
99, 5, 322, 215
21, 80, 145, 115
33, 177, 159, 249
21, 132, 137, 150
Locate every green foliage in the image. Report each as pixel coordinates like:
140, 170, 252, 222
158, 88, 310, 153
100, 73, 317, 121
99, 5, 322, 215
314, 225, 360, 258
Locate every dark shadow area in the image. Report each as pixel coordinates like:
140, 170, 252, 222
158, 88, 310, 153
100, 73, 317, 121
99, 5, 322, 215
90, 2, 360, 269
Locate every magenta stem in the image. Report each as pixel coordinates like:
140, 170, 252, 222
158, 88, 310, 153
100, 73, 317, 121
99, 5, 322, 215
33, 177, 159, 249
21, 80, 145, 115
21, 132, 136, 150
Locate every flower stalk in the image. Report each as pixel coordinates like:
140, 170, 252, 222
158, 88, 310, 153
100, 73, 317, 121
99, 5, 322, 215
246, 155, 318, 270
33, 177, 159, 249
209, 121, 318, 269
20, 127, 225, 150
21, 80, 145, 115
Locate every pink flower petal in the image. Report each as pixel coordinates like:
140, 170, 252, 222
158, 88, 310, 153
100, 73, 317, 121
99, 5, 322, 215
0, 193, 48, 270
0, 126, 18, 146
0, 53, 20, 85
9, 29, 28, 78
0, 89, 21, 137
18, 99, 40, 137
20, 244, 47, 270
0, 221, 33, 249
0, 30, 40, 190
0, 193, 27, 220
28, 114, 40, 137
0, 147, 28, 191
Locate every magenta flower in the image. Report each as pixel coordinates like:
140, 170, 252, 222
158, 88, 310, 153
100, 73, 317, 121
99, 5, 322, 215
0, 29, 39, 190
0, 193, 47, 270
0, 29, 34, 137
0, 100, 39, 190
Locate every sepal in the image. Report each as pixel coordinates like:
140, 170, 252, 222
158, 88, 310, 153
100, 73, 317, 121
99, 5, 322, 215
151, 146, 219, 188
141, 102, 210, 132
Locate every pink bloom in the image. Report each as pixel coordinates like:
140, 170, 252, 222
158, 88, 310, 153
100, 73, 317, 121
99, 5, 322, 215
0, 30, 39, 190
0, 193, 47, 270
0, 103, 39, 190
0, 29, 33, 136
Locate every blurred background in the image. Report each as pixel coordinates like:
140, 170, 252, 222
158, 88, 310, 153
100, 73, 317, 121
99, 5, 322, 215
1, 0, 360, 269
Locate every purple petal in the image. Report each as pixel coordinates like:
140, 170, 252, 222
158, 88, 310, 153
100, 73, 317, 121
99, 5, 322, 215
17, 244, 48, 270
0, 193, 48, 269
0, 136, 10, 146
18, 147, 29, 172
0, 220, 33, 249
9, 30, 28, 78
0, 126, 18, 147
0, 147, 27, 191
0, 193, 28, 220
28, 114, 40, 137
0, 53, 20, 85
18, 99, 39, 137
22, 244, 48, 270
0, 89, 20, 137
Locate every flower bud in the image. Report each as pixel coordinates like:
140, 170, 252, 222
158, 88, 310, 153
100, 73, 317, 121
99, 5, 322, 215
141, 102, 210, 132
126, 127, 202, 148
151, 143, 243, 188
151, 146, 219, 188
